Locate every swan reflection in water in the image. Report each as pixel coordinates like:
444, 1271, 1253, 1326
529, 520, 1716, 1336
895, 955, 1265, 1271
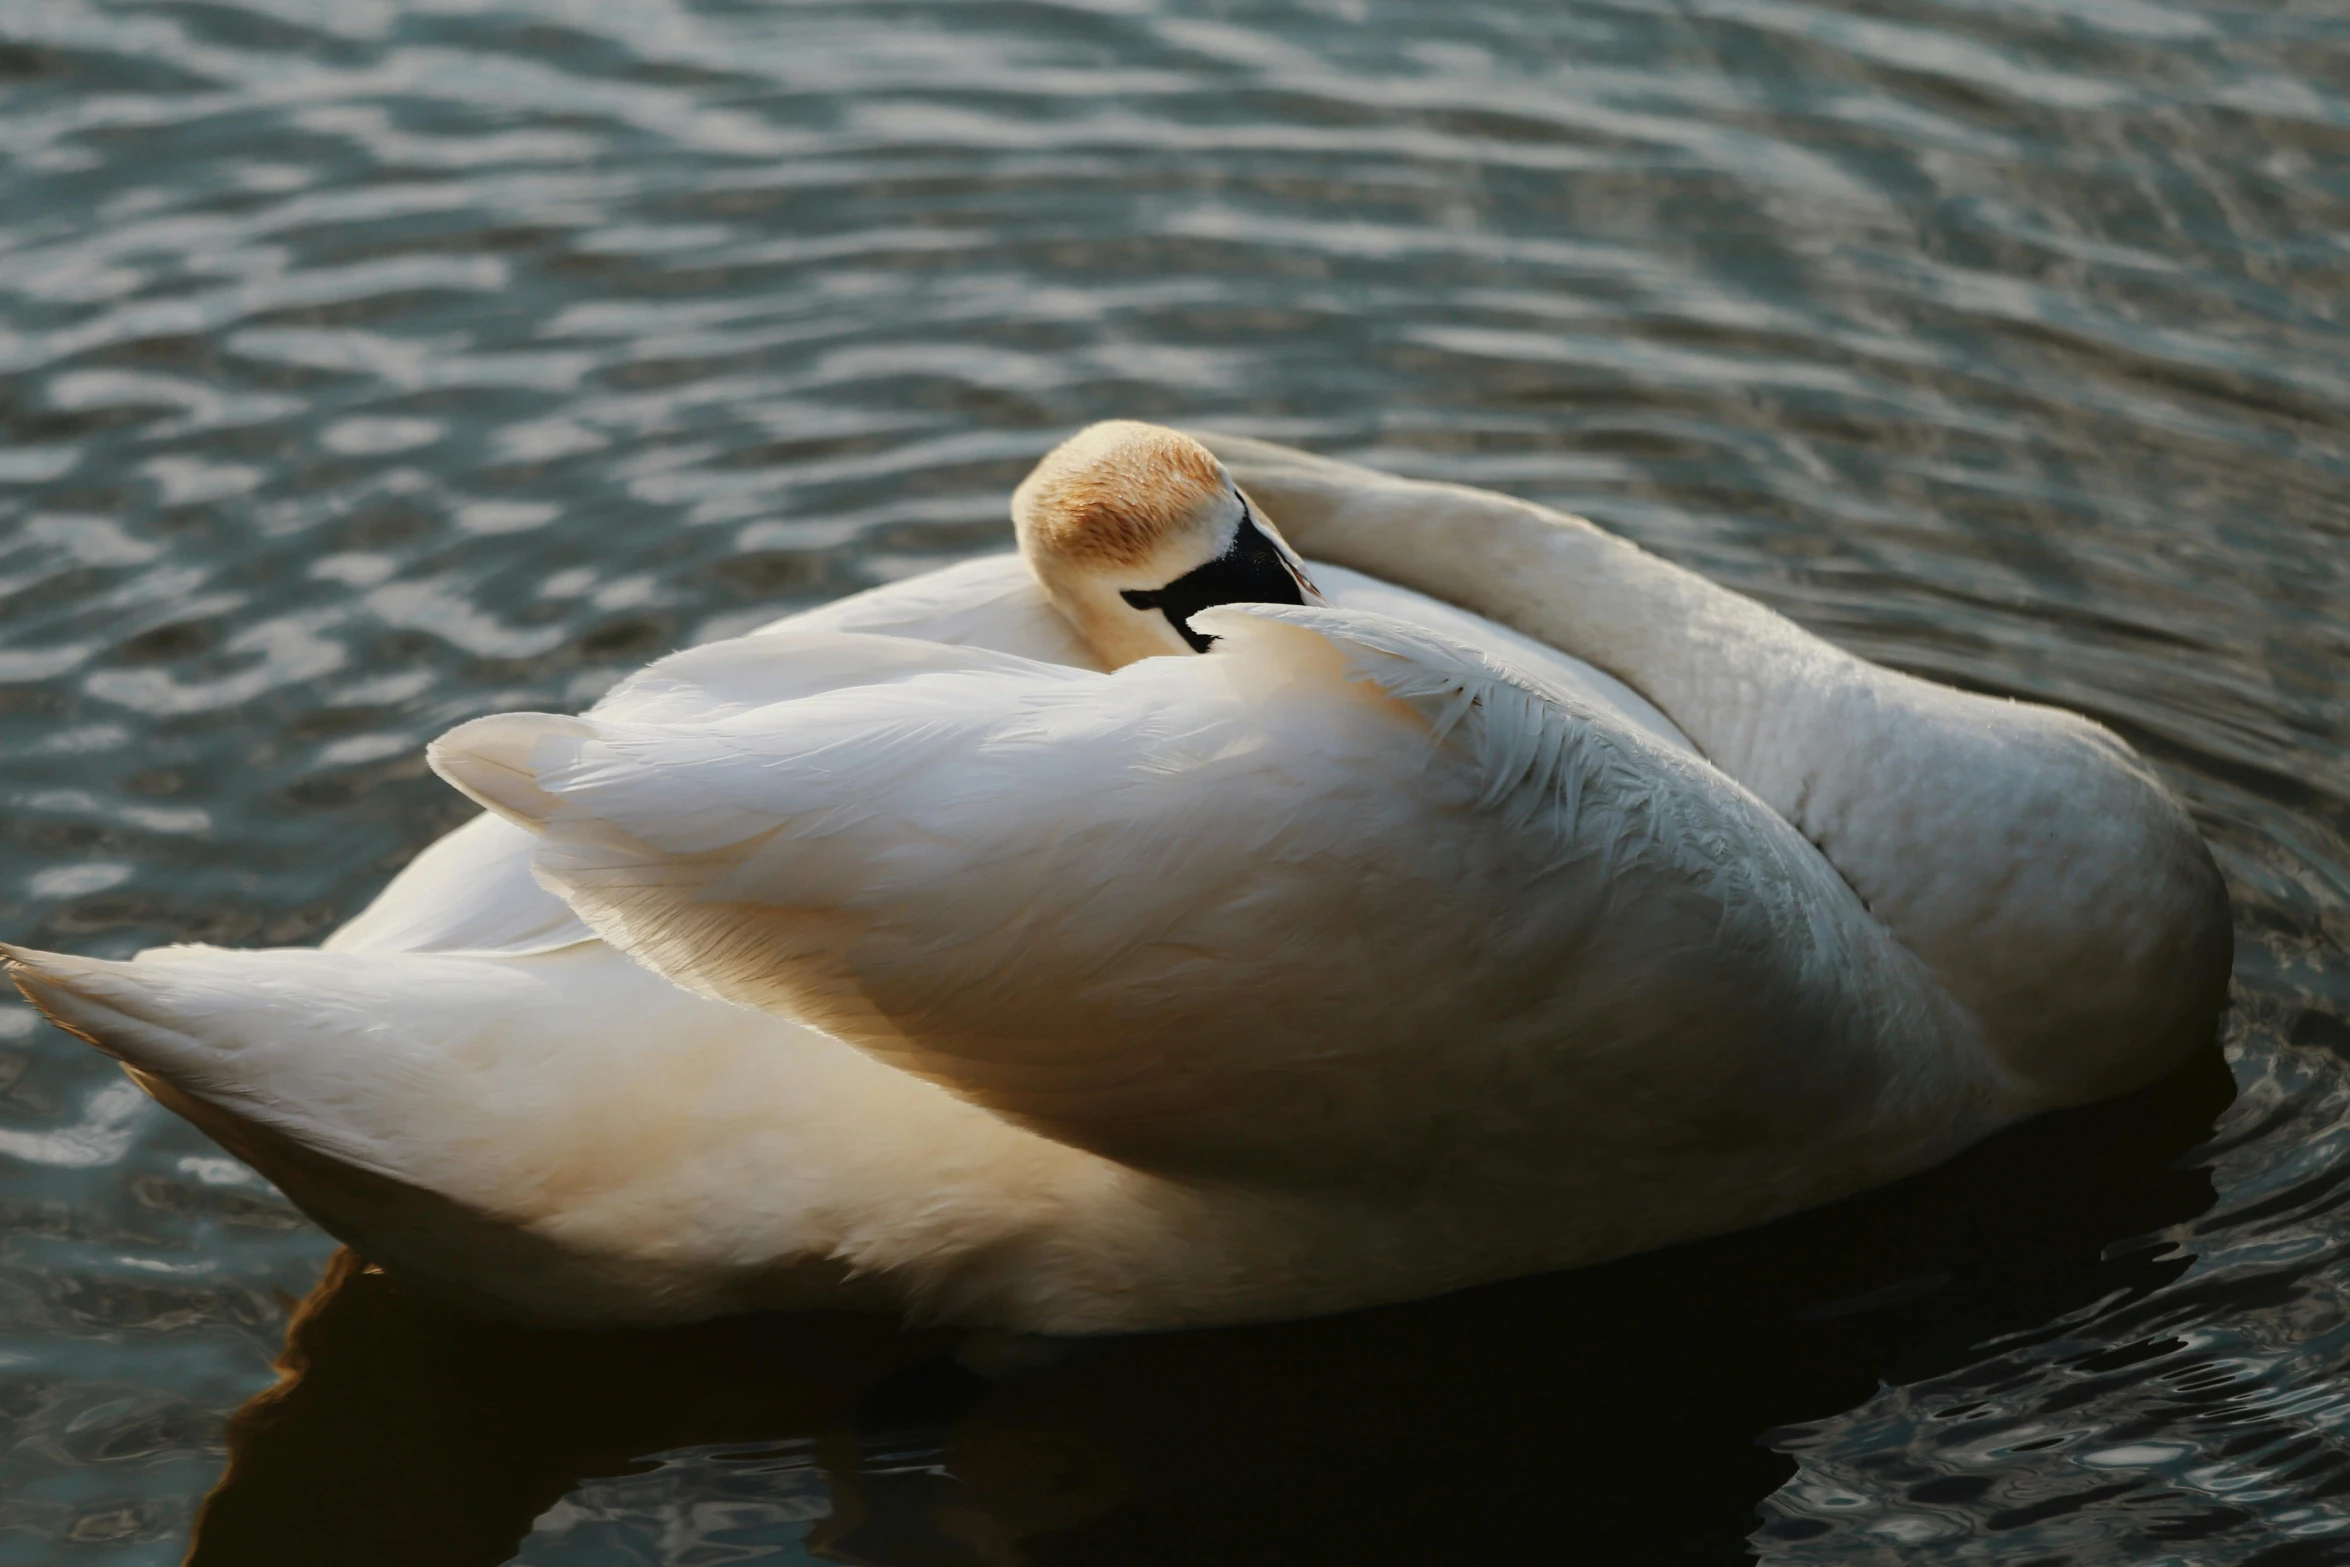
189, 1043, 2229, 1567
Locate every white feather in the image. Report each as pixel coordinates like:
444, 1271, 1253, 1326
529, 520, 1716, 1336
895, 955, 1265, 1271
4, 433, 2230, 1334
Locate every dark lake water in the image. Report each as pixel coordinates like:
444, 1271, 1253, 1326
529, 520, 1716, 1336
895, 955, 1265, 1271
2, 0, 2347, 1561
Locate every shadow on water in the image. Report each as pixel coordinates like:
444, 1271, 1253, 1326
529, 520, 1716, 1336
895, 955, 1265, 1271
188, 1045, 2234, 1566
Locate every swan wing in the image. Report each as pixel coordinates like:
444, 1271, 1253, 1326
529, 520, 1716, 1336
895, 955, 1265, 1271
327, 551, 1681, 959
323, 813, 590, 956
329, 555, 1099, 957
430, 608, 2002, 1184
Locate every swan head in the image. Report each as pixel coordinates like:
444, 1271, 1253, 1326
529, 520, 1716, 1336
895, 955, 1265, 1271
1014, 421, 1322, 667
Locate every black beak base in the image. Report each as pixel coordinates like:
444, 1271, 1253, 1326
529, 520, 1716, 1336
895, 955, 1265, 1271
1119, 505, 1311, 652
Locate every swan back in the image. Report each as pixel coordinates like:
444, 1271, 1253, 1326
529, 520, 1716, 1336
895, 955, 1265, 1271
430, 606, 2005, 1205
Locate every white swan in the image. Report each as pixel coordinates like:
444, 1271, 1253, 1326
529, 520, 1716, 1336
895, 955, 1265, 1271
3, 424, 2230, 1334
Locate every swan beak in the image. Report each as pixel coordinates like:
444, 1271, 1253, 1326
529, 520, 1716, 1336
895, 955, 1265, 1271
1118, 499, 1324, 653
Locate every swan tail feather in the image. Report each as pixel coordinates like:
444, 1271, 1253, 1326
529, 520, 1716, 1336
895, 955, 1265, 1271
7, 940, 886, 1326
7, 944, 215, 1076
2, 942, 427, 1185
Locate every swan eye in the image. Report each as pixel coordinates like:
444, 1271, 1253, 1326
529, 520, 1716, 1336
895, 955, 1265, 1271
1119, 504, 1309, 653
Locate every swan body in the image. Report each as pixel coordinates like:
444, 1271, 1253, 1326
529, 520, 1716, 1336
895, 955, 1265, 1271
5, 427, 2231, 1333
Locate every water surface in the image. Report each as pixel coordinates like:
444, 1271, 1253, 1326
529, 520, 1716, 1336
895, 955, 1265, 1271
0, 0, 2345, 1561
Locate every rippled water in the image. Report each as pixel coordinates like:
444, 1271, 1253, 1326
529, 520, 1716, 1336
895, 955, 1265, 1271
1, 0, 2345, 1561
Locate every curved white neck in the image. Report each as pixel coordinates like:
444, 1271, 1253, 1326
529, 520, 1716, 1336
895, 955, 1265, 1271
1200, 433, 2230, 1106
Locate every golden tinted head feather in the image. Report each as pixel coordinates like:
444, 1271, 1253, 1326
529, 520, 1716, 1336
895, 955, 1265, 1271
1014, 422, 1231, 572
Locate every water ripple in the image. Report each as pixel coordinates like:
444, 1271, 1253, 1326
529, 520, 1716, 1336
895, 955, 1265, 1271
1, 0, 2346, 1560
